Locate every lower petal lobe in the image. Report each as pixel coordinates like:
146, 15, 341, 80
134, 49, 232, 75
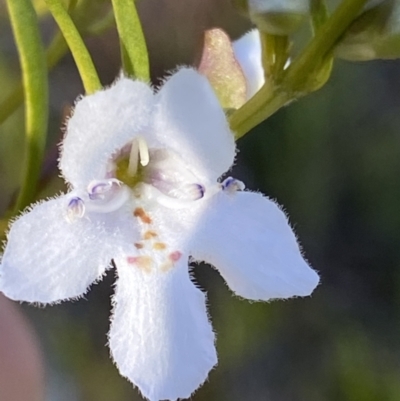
109, 255, 217, 401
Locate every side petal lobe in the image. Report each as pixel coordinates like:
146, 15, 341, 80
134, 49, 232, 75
0, 195, 137, 303
191, 191, 319, 300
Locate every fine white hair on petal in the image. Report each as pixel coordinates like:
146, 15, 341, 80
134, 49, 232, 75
109, 255, 217, 401
152, 68, 236, 185
233, 30, 265, 100
191, 191, 319, 300
60, 78, 154, 189
0, 194, 139, 304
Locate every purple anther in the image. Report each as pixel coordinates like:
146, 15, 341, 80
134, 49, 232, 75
222, 177, 235, 190
222, 177, 245, 193
194, 184, 205, 200
88, 179, 121, 200
67, 197, 85, 221
185, 183, 205, 201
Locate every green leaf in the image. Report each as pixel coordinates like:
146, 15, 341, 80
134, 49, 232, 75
229, 0, 369, 139
307, 0, 333, 91
111, 0, 150, 81
6, 0, 49, 211
0, 32, 67, 126
45, 0, 101, 94
0, 8, 115, 126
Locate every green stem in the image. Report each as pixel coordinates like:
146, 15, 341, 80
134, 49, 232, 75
6, 0, 49, 212
0, 84, 24, 126
229, 0, 369, 139
272, 35, 290, 80
0, 33, 67, 126
230, 85, 292, 139
284, 0, 368, 90
45, 0, 101, 94
0, 7, 115, 126
310, 0, 330, 33
85, 9, 115, 36
111, 0, 150, 80
0, 34, 68, 126
306, 0, 334, 92
261, 33, 276, 79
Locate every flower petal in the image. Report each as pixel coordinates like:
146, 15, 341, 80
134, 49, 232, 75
0, 195, 138, 303
152, 68, 236, 184
109, 255, 217, 401
233, 30, 265, 99
60, 78, 154, 188
191, 191, 319, 300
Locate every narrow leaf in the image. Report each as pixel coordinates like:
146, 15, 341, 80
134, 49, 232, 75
45, 0, 101, 94
6, 0, 49, 211
111, 0, 150, 81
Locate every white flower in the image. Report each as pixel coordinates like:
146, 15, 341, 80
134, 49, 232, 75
233, 29, 265, 100
0, 68, 319, 401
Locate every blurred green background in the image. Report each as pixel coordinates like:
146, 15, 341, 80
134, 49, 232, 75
2, 0, 400, 400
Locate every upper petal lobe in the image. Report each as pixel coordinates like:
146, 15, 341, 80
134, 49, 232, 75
60, 78, 154, 188
152, 68, 236, 185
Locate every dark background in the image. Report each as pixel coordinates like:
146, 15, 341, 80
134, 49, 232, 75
1, 0, 400, 400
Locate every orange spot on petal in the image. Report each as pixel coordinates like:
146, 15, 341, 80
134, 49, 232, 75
133, 207, 152, 224
143, 230, 158, 240
127, 255, 153, 273
153, 242, 167, 250
134, 243, 144, 249
160, 251, 182, 273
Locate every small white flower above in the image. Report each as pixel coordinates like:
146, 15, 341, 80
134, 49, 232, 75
0, 68, 319, 401
233, 29, 265, 99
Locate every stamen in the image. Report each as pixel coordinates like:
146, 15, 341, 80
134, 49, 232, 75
141, 184, 205, 209
85, 181, 131, 213
128, 139, 139, 176
66, 197, 85, 222
222, 177, 245, 193
127, 137, 149, 176
138, 136, 149, 166
88, 179, 121, 200
183, 184, 205, 201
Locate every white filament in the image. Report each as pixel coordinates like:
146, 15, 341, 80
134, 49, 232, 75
138, 136, 150, 166
86, 185, 131, 213
128, 139, 139, 176
128, 137, 150, 176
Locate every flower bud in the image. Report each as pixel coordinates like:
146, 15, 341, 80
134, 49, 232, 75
198, 28, 248, 109
247, 0, 309, 35
336, 0, 400, 61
